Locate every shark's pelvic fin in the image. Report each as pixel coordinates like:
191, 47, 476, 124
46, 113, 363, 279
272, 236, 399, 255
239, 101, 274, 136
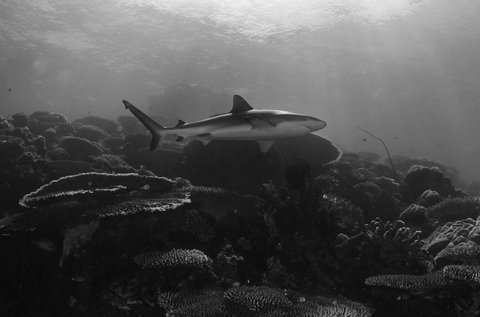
175, 120, 186, 127
231, 95, 254, 113
257, 140, 275, 157
122, 100, 165, 151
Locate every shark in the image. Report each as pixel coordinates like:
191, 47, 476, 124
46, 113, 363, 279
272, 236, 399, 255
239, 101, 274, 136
122, 95, 326, 156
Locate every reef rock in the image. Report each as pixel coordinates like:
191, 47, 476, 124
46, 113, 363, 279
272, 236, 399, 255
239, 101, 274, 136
58, 136, 104, 161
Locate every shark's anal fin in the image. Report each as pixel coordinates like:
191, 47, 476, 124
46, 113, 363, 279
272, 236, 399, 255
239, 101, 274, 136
257, 140, 275, 158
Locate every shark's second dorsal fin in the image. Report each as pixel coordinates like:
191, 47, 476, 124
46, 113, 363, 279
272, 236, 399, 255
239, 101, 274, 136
231, 95, 253, 113
175, 120, 186, 127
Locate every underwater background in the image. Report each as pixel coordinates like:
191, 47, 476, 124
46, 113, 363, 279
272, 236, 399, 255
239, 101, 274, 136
2, 0, 480, 316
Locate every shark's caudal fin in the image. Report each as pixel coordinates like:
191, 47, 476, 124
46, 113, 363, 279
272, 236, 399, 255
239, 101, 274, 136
122, 100, 165, 151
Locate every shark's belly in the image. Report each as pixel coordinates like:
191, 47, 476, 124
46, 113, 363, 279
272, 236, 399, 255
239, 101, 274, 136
204, 124, 312, 140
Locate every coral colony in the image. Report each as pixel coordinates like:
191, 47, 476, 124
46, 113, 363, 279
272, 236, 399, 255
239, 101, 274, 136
0, 88, 478, 317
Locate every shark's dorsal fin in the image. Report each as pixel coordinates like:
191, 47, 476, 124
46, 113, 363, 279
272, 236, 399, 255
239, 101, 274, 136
176, 120, 186, 127
231, 95, 253, 113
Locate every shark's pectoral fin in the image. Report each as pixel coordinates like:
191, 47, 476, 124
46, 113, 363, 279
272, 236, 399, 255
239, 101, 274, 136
257, 140, 275, 158
195, 133, 211, 146
198, 139, 211, 145
244, 117, 275, 129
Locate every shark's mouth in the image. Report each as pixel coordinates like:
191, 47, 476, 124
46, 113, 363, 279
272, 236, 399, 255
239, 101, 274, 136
301, 125, 314, 131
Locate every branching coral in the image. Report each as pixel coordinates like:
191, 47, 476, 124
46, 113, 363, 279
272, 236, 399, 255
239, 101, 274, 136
367, 218, 422, 263
426, 197, 480, 225
134, 249, 212, 269
321, 194, 364, 232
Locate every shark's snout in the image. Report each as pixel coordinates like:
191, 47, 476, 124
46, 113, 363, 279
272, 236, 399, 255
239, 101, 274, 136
301, 116, 327, 132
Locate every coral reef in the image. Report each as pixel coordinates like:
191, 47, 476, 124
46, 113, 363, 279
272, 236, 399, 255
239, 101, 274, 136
443, 264, 480, 283
57, 136, 104, 161
365, 271, 447, 294
435, 241, 480, 265
399, 204, 428, 228
157, 286, 373, 317
366, 218, 423, 269
134, 249, 212, 269
1, 106, 479, 317
72, 116, 120, 135
426, 197, 480, 225
74, 124, 109, 142
0, 172, 191, 230
274, 133, 342, 174
402, 165, 461, 202
45, 160, 94, 175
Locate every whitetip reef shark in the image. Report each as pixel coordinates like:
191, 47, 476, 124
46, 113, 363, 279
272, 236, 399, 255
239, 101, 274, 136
122, 95, 326, 156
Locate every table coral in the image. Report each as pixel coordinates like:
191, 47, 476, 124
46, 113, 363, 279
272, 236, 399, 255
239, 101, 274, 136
158, 287, 373, 317
134, 249, 212, 269
365, 271, 447, 294
0, 172, 191, 230
224, 286, 292, 312
426, 197, 480, 225
443, 265, 480, 283
435, 241, 480, 265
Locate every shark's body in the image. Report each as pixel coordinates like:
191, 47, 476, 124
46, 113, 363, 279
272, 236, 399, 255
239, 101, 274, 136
122, 95, 326, 155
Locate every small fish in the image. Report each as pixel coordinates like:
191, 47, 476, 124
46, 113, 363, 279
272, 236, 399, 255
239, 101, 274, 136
395, 137, 399, 139
31, 238, 56, 252
7, 88, 12, 92
362, 138, 367, 142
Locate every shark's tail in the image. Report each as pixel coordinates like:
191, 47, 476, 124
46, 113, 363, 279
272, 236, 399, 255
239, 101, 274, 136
122, 100, 165, 151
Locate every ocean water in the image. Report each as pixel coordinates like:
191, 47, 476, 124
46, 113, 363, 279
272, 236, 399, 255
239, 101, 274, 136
1, 0, 479, 183
1, 1, 480, 316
